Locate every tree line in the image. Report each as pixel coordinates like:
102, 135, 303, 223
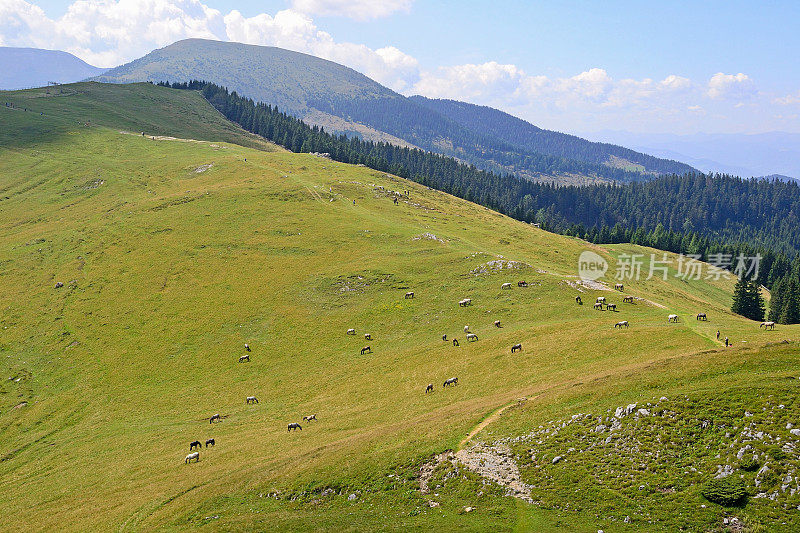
162, 81, 800, 323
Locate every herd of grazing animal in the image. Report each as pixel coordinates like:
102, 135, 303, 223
184, 273, 773, 465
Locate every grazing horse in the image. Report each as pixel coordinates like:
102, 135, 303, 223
425, 383, 434, 393
760, 321, 776, 330
205, 438, 215, 447
364, 333, 371, 340
238, 354, 250, 363
696, 313, 707, 321
518, 281, 528, 287
303, 414, 317, 422
288, 423, 302, 432
593, 302, 603, 310
452, 338, 460, 347
210, 414, 221, 424
615, 283, 624, 291
443, 377, 458, 387
464, 325, 470, 333
606, 303, 617, 311
190, 440, 202, 450
185, 452, 200, 464
494, 320, 502, 328
459, 298, 472, 307
576, 296, 583, 305
596, 296, 606, 304
614, 321, 629, 328
466, 333, 478, 342
405, 291, 414, 299
442, 334, 448, 341
501, 282, 512, 290
511, 343, 522, 353
668, 314, 679, 323
346, 328, 356, 335
623, 296, 634, 303
244, 343, 251, 352
246, 396, 259, 404
361, 346, 372, 354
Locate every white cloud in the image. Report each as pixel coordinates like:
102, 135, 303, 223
707, 72, 757, 100
774, 90, 800, 105
289, 0, 413, 21
413, 62, 525, 102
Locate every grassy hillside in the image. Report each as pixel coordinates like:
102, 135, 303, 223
1, 83, 798, 532
93, 39, 694, 184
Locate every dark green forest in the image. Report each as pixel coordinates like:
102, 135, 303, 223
164, 81, 800, 323
409, 96, 695, 175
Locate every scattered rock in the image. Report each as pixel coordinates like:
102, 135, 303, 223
552, 455, 563, 464
347, 493, 358, 501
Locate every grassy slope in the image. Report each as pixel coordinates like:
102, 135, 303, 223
0, 84, 797, 532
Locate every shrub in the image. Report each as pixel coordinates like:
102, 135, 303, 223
740, 456, 760, 472
701, 476, 747, 506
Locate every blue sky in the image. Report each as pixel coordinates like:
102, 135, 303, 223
4, 1, 800, 134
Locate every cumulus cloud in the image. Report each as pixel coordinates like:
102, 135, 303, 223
289, 0, 413, 21
774, 90, 800, 105
707, 72, 757, 100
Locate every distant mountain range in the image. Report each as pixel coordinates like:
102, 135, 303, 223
91, 38, 694, 183
0, 47, 106, 90
584, 131, 800, 181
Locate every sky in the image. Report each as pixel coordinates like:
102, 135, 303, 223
2, 0, 799, 135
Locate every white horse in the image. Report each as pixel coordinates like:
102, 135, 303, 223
760, 321, 776, 330
246, 396, 258, 404
494, 320, 501, 328
614, 321, 629, 328
459, 298, 472, 307
501, 282, 512, 290
185, 452, 199, 464
464, 325, 470, 333
364, 333, 371, 340
466, 333, 478, 342
405, 291, 415, 299
346, 328, 355, 335
596, 296, 606, 303
668, 314, 679, 323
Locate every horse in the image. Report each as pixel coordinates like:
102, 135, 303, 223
405, 291, 414, 299
501, 282, 512, 290
238, 354, 250, 363
760, 321, 776, 330
303, 414, 317, 422
464, 325, 470, 333
459, 298, 472, 307
615, 283, 624, 291
623, 296, 634, 303
190, 440, 202, 450
518, 281, 528, 287
210, 414, 221, 424
593, 302, 603, 310
596, 296, 606, 303
244, 343, 251, 352
668, 314, 679, 323
346, 328, 356, 335
494, 320, 502, 328
442, 334, 448, 341
361, 346, 372, 354
205, 438, 215, 447
364, 333, 372, 340
511, 343, 522, 353
288, 423, 302, 431
443, 377, 458, 387
606, 303, 617, 311
246, 396, 259, 404
425, 383, 434, 393
696, 313, 707, 321
614, 321, 629, 328
466, 333, 478, 342
576, 296, 583, 305
185, 452, 200, 464
452, 338, 460, 347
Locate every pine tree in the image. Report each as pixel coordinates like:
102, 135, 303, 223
732, 278, 765, 321
779, 278, 800, 324
768, 275, 786, 322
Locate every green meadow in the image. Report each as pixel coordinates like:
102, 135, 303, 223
1, 83, 798, 531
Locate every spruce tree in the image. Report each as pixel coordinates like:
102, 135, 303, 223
779, 278, 800, 324
768, 275, 786, 322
